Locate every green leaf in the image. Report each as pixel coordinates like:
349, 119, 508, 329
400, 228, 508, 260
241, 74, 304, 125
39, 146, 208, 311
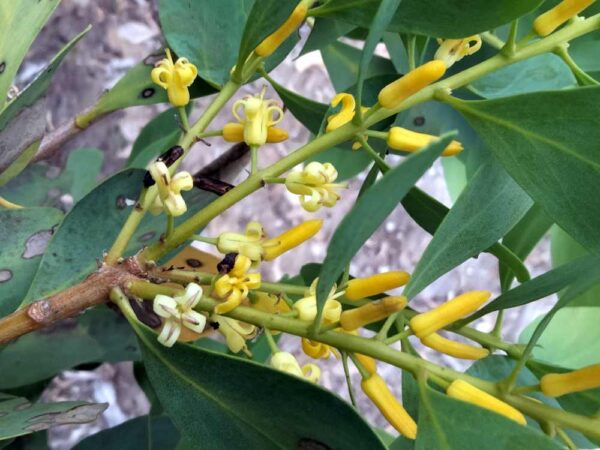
0, 0, 60, 108
416, 385, 562, 450
470, 54, 576, 99
73, 416, 179, 450
0, 26, 90, 183
405, 161, 532, 299
499, 204, 553, 291
21, 169, 216, 305
310, 0, 543, 38
126, 108, 183, 169
383, 32, 410, 74
300, 18, 355, 56
316, 134, 453, 312
0, 208, 63, 317
236, 0, 298, 69
134, 323, 386, 450
0, 397, 106, 441
449, 87, 600, 255
0, 149, 103, 207
0, 306, 139, 390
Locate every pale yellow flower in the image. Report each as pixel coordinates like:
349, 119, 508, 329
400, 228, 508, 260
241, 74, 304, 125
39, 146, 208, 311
148, 161, 193, 217
151, 49, 198, 107
285, 162, 347, 212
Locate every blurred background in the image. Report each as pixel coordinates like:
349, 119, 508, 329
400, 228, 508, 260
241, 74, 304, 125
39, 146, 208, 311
11, 0, 556, 447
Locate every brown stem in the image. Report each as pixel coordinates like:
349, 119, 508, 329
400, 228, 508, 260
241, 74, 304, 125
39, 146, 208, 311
0, 261, 140, 344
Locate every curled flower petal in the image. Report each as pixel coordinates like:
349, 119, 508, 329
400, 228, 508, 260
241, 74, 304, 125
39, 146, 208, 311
285, 162, 346, 212
150, 49, 198, 107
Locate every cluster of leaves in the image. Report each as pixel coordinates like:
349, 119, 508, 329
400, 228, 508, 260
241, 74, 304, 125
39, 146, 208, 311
1, 0, 600, 449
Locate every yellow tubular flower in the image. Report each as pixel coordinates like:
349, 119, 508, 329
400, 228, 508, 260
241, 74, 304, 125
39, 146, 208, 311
540, 363, 600, 397
231, 87, 284, 146
326, 93, 356, 132
345, 272, 411, 300
263, 219, 323, 261
420, 333, 489, 360
222, 123, 289, 143
148, 161, 194, 217
340, 296, 407, 331
211, 314, 258, 355
213, 255, 261, 314
285, 162, 347, 212
270, 351, 321, 383
387, 127, 463, 156
355, 353, 377, 375
378, 60, 446, 109
409, 291, 491, 338
255, 3, 309, 57
151, 48, 198, 107
534, 0, 596, 36
447, 380, 527, 425
362, 374, 417, 439
434, 36, 482, 69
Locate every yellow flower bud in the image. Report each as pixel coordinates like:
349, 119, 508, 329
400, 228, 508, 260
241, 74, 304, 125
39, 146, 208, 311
378, 60, 446, 109
420, 333, 489, 360
387, 127, 463, 156
151, 49, 198, 107
409, 291, 490, 338
345, 272, 410, 300
263, 219, 323, 260
447, 380, 526, 425
255, 3, 309, 57
355, 353, 377, 375
223, 123, 288, 143
340, 296, 407, 331
362, 374, 417, 439
434, 36, 482, 69
533, 0, 595, 36
540, 363, 600, 397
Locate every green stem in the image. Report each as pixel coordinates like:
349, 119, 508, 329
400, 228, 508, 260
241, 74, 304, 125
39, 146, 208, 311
263, 176, 286, 184
554, 44, 600, 86
512, 384, 540, 395
166, 214, 174, 239
501, 20, 519, 56
126, 280, 184, 300
407, 35, 417, 71
178, 107, 190, 131
357, 135, 389, 174
341, 352, 358, 408
250, 145, 259, 174
556, 427, 578, 450
491, 310, 504, 338
197, 129, 224, 138
487, 243, 530, 283
191, 235, 218, 245
481, 32, 505, 50
348, 352, 370, 379
264, 328, 280, 353
384, 328, 412, 345
375, 312, 399, 340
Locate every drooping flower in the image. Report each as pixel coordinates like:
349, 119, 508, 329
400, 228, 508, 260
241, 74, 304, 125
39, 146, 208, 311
148, 161, 194, 217
293, 278, 343, 323
211, 314, 258, 355
301, 338, 338, 360
362, 373, 417, 439
534, 0, 595, 36
213, 255, 261, 314
285, 162, 347, 212
255, 2, 309, 57
325, 93, 369, 149
151, 48, 198, 107
340, 296, 407, 331
409, 291, 490, 338
345, 272, 410, 300
447, 380, 526, 425
420, 332, 489, 360
434, 36, 482, 69
262, 220, 323, 261
153, 283, 206, 347
270, 351, 320, 383
387, 127, 463, 156
378, 60, 446, 109
540, 363, 600, 397
229, 87, 284, 146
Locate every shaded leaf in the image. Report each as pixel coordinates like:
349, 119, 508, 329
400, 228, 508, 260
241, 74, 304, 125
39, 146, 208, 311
300, 18, 355, 56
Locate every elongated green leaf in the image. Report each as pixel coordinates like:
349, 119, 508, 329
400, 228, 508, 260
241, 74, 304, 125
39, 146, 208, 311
499, 204, 553, 291
300, 18, 355, 56
73, 416, 179, 450
449, 87, 600, 255
316, 134, 453, 310
0, 208, 63, 317
310, 0, 543, 38
416, 386, 562, 450
236, 0, 298, 69
21, 170, 216, 305
134, 323, 386, 450
405, 161, 532, 298
464, 254, 600, 323
0, 397, 106, 441
0, 307, 139, 390
0, 0, 60, 108
0, 27, 90, 182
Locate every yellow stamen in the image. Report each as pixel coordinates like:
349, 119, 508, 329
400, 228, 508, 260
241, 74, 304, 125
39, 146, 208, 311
345, 272, 410, 300
378, 60, 446, 109
387, 127, 463, 156
420, 333, 489, 360
409, 291, 490, 338
534, 0, 596, 36
540, 363, 600, 397
255, 3, 309, 57
447, 380, 526, 425
340, 296, 407, 331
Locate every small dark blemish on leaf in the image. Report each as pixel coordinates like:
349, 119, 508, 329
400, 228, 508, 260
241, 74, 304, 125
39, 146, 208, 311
209, 321, 220, 330
186, 258, 203, 268
413, 116, 425, 127
0, 61, 5, 74
297, 438, 331, 450
141, 87, 155, 99
0, 269, 12, 283
138, 231, 156, 243
116, 195, 127, 209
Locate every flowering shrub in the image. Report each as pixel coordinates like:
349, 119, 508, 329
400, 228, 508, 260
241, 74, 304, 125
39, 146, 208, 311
1, 0, 600, 448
